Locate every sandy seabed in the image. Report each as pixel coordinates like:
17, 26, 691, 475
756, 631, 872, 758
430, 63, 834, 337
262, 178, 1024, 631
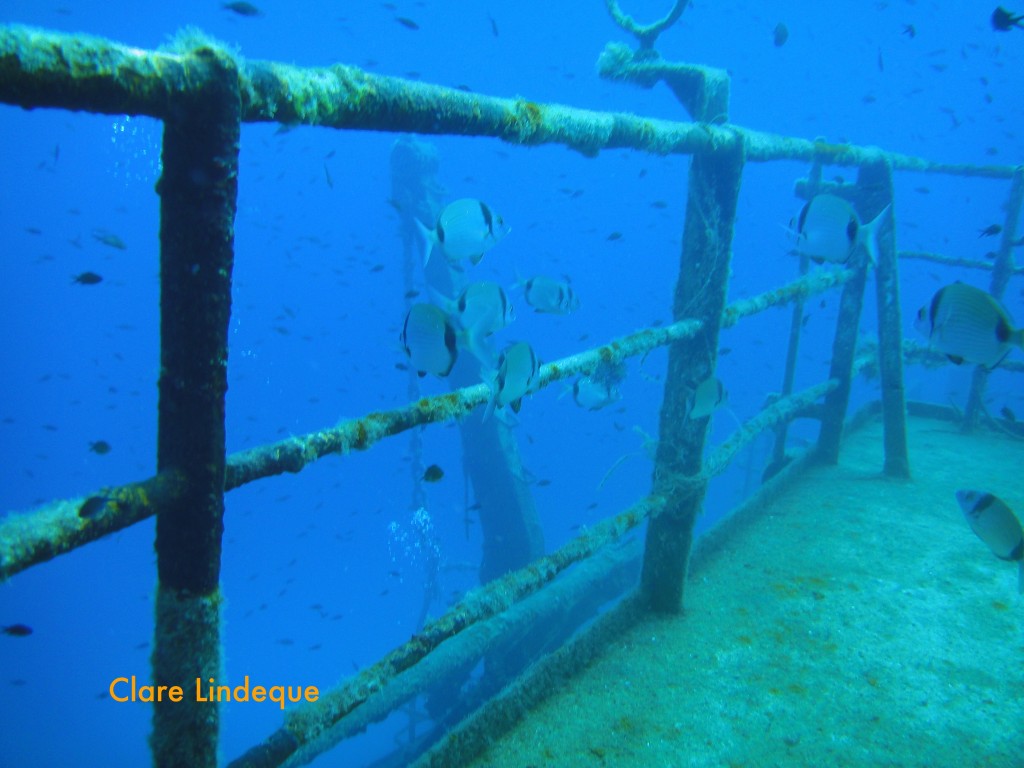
469, 416, 1024, 768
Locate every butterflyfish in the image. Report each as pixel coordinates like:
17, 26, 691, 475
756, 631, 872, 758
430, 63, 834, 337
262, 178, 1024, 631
955, 490, 1023, 593
416, 198, 510, 266
400, 303, 458, 377
687, 376, 727, 420
790, 194, 889, 266
914, 282, 1023, 369
433, 281, 515, 364
521, 275, 580, 315
484, 341, 540, 421
573, 376, 621, 411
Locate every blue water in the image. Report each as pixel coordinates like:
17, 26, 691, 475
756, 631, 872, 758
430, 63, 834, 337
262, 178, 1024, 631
1, 1, 1022, 765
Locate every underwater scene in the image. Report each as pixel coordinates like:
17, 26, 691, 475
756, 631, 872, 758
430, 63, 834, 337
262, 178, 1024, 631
1, 1, 1022, 766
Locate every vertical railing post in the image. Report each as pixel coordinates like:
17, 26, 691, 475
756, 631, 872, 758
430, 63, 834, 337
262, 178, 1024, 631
815, 160, 888, 464
770, 162, 821, 472
151, 48, 240, 768
641, 133, 744, 612
870, 158, 910, 477
963, 167, 1024, 431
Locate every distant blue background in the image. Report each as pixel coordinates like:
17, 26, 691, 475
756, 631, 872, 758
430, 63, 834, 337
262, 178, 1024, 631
1, 1, 1022, 765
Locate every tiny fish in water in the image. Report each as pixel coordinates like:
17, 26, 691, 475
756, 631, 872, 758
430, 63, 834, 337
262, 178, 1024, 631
773, 22, 789, 47
91, 229, 127, 250
72, 271, 103, 285
422, 464, 445, 482
88, 440, 112, 455
1000, 406, 1016, 422
914, 281, 1023, 369
223, 1, 263, 16
902, 24, 916, 38
978, 224, 1002, 237
955, 490, 1024, 593
2, 624, 33, 637
606, 231, 623, 241
396, 16, 420, 30
991, 6, 1024, 31
416, 199, 510, 266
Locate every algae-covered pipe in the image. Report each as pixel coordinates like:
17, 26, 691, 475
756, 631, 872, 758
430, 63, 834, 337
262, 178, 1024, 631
149, 48, 240, 768
815, 167, 880, 465
868, 159, 910, 477
963, 168, 1024, 432
0, 24, 1017, 177
641, 140, 746, 611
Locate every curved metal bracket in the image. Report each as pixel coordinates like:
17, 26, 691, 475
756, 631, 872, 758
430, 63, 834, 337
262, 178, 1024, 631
604, 0, 689, 50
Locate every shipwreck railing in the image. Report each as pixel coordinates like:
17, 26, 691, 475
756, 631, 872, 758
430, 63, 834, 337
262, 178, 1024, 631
1, 18, 1021, 768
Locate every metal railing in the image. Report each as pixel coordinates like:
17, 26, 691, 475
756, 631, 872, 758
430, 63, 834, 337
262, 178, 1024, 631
1, 17, 1020, 768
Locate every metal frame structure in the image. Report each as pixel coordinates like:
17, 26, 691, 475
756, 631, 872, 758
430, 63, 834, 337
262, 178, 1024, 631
1, 12, 1021, 767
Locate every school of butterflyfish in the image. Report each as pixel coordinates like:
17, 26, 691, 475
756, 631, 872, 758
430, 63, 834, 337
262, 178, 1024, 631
400, 197, 592, 422
398, 192, 1023, 589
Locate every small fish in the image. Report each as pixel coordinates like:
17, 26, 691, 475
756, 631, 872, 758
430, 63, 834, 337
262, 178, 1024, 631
488, 13, 499, 36
773, 22, 789, 47
416, 199, 510, 266
914, 282, 1023, 369
902, 24, 916, 38
991, 6, 1024, 31
955, 490, 1023, 593
91, 229, 127, 250
485, 342, 540, 420
978, 224, 1002, 237
521, 275, 580, 315
573, 376, 620, 411
606, 231, 623, 241
88, 440, 112, 455
789, 194, 889, 266
324, 163, 334, 189
1000, 406, 1016, 422
72, 271, 103, 285
687, 377, 727, 420
400, 304, 458, 377
78, 495, 112, 520
223, 1, 263, 17
2, 624, 33, 637
422, 464, 445, 482
396, 16, 420, 30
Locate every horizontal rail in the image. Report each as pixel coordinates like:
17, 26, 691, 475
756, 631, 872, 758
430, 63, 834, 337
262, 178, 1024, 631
0, 24, 1018, 177
0, 269, 854, 581
899, 250, 1024, 275
0, 267, 848, 581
